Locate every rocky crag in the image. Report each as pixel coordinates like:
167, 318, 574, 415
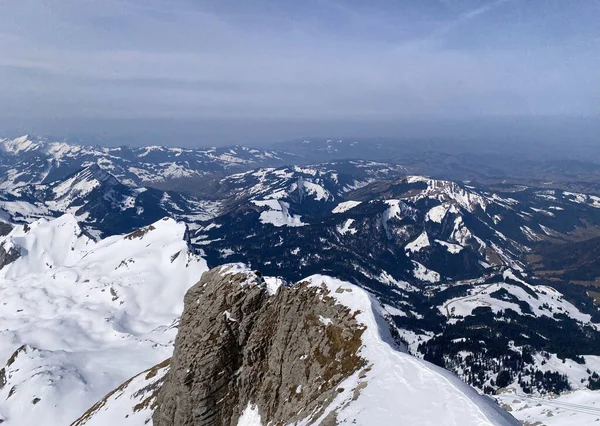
153, 265, 367, 426
74, 265, 519, 426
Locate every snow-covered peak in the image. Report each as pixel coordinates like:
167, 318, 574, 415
400, 176, 489, 213
0, 136, 45, 155
361, 176, 519, 216
223, 166, 334, 202
121, 216, 190, 245
221, 161, 406, 204
0, 214, 196, 278
50, 164, 121, 199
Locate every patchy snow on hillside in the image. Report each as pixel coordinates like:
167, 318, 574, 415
520, 225, 543, 242
412, 261, 441, 283
435, 239, 464, 254
497, 390, 600, 426
293, 179, 333, 201
425, 203, 458, 223
252, 199, 306, 227
404, 178, 488, 213
450, 216, 475, 246
440, 278, 592, 324
337, 218, 357, 235
496, 352, 600, 423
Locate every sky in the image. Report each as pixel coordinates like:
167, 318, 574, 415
0, 0, 598, 146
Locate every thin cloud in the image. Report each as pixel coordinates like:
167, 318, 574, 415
0, 0, 597, 124
425, 0, 511, 42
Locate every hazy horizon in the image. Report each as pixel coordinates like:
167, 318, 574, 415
1, 115, 599, 163
1, 0, 599, 147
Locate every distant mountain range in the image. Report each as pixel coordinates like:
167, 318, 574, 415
4, 135, 600, 196
0, 135, 300, 188
3, 134, 600, 425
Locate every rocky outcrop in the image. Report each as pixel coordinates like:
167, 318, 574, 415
0, 240, 20, 271
152, 266, 367, 426
0, 221, 19, 270
0, 221, 12, 237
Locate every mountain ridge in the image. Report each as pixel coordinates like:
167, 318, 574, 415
76, 265, 520, 426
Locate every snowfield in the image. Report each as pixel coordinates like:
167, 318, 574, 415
0, 215, 207, 426
332, 200, 361, 213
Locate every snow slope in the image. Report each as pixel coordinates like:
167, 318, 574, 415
495, 354, 600, 425
71, 360, 170, 426
297, 275, 519, 426
0, 215, 207, 426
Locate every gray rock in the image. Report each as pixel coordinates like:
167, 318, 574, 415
0, 240, 20, 271
153, 267, 366, 426
0, 221, 12, 237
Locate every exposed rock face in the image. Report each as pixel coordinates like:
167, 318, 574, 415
0, 222, 19, 271
153, 266, 367, 426
0, 241, 20, 271
0, 221, 12, 237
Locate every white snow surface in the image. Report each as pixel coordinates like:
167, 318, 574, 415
292, 179, 333, 201
337, 218, 357, 235
405, 231, 430, 253
425, 203, 459, 223
237, 404, 263, 426
435, 239, 464, 254
332, 200, 361, 213
497, 390, 600, 426
0, 215, 208, 426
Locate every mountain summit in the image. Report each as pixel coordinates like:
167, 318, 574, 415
75, 265, 519, 426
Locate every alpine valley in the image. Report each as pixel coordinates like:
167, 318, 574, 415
2, 136, 600, 425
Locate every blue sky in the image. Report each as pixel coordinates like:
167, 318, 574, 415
0, 0, 598, 143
